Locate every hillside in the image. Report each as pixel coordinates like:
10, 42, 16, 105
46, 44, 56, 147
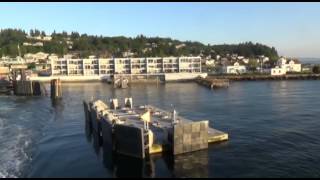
0, 28, 279, 61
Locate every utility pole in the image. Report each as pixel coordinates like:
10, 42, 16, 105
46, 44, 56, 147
17, 44, 21, 62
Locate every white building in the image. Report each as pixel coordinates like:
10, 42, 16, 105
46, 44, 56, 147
223, 62, 246, 74
50, 56, 201, 76
24, 52, 49, 63
242, 58, 249, 64
277, 57, 301, 73
175, 44, 186, 49
23, 42, 44, 47
27, 35, 52, 41
205, 59, 215, 66
271, 66, 286, 76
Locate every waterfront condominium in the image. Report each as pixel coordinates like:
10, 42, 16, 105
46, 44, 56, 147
50, 56, 201, 76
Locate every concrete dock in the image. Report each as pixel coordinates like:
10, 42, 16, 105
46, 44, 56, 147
84, 98, 228, 159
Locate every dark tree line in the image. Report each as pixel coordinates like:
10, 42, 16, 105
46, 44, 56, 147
0, 28, 279, 60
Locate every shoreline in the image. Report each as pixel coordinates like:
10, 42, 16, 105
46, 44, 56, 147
207, 74, 320, 81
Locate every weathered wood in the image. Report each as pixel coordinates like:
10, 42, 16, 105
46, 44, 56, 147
51, 79, 62, 99
195, 77, 229, 89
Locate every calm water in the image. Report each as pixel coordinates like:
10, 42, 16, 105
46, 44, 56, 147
1, 81, 320, 178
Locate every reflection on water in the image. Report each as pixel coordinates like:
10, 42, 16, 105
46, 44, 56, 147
163, 150, 209, 178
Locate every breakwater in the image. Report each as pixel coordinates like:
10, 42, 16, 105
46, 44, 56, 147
195, 77, 229, 89
208, 74, 320, 81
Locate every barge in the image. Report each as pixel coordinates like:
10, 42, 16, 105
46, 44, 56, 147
83, 98, 228, 159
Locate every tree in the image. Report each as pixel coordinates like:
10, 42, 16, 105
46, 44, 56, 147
27, 62, 36, 70
312, 65, 320, 74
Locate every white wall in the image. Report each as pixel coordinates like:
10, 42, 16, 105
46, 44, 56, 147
271, 67, 286, 76
223, 65, 246, 74
164, 73, 207, 81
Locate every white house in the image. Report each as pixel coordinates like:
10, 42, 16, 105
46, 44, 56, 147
271, 66, 286, 76
237, 56, 244, 60
263, 57, 269, 63
278, 57, 301, 72
223, 62, 246, 74
242, 58, 249, 64
205, 59, 215, 66
23, 52, 49, 63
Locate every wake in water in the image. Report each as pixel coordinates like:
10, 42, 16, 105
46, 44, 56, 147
0, 97, 53, 178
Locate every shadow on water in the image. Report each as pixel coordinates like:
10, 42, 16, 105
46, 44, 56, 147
101, 144, 156, 178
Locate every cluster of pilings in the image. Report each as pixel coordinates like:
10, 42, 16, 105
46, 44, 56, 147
113, 76, 129, 88
12, 80, 44, 96
195, 77, 229, 89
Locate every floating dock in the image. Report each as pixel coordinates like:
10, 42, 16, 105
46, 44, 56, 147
83, 98, 228, 159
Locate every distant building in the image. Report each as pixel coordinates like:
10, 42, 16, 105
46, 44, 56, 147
271, 66, 286, 76
302, 64, 312, 73
263, 57, 269, 63
26, 35, 52, 41
23, 42, 43, 47
50, 56, 201, 76
205, 59, 215, 66
24, 52, 49, 63
277, 57, 301, 72
122, 51, 135, 57
175, 43, 186, 49
223, 61, 246, 74
242, 58, 249, 64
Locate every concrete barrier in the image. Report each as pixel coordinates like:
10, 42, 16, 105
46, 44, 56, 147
172, 121, 208, 155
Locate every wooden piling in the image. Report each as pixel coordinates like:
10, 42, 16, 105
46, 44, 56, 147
51, 79, 62, 99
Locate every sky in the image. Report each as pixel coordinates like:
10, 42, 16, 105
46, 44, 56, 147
0, 2, 320, 58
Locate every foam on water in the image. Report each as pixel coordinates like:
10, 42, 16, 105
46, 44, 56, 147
0, 97, 52, 178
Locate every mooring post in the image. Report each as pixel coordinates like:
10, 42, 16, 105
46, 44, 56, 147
51, 79, 62, 100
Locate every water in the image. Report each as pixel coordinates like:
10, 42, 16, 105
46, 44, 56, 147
1, 81, 320, 178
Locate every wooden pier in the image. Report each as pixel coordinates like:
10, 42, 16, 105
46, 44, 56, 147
195, 77, 229, 89
83, 98, 228, 159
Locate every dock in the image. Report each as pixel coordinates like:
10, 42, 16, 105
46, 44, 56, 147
83, 98, 228, 159
195, 77, 229, 89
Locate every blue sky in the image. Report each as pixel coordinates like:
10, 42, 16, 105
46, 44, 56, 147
1, 2, 320, 58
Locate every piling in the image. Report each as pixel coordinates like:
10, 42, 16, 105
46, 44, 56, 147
50, 79, 62, 99
13, 80, 33, 96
